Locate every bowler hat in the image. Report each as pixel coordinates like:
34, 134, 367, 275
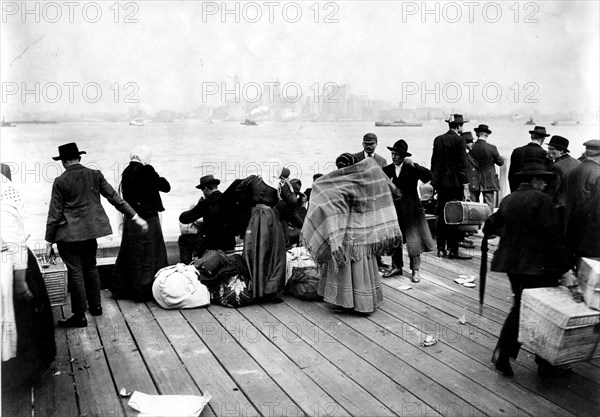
474, 124, 492, 135
196, 175, 220, 189
445, 114, 468, 124
52, 142, 86, 161
363, 133, 378, 142
290, 178, 302, 193
461, 132, 474, 143
528, 126, 550, 137
547, 135, 570, 152
387, 139, 412, 156
515, 158, 554, 178
583, 139, 600, 150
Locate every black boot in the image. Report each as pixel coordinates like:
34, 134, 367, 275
492, 347, 514, 377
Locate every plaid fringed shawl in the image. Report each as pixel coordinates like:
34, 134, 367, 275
301, 158, 402, 270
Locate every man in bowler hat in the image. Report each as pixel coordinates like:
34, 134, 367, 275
178, 174, 236, 263
45, 143, 148, 328
430, 114, 472, 259
546, 135, 579, 230
471, 124, 504, 211
508, 126, 549, 192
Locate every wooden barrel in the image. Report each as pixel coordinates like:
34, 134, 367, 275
444, 201, 491, 225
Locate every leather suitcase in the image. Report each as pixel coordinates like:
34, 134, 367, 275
444, 201, 491, 225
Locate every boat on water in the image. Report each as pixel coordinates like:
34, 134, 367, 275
241, 119, 258, 126
551, 120, 581, 126
524, 116, 536, 125
375, 120, 422, 127
1, 118, 16, 127
129, 119, 148, 126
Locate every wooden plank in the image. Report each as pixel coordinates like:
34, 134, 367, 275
242, 301, 442, 416
285, 297, 488, 416
398, 256, 514, 311
149, 303, 260, 417
207, 306, 353, 417
96, 291, 158, 417
382, 274, 600, 387
66, 308, 125, 416
295, 298, 531, 416
380, 281, 600, 416
238, 303, 396, 416
375, 299, 577, 417
33, 306, 79, 417
116, 299, 216, 417
182, 307, 309, 417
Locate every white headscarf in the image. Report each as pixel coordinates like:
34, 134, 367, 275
130, 145, 152, 165
262, 158, 282, 189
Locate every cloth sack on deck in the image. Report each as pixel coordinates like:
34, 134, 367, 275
285, 247, 316, 283
152, 264, 210, 309
285, 267, 323, 301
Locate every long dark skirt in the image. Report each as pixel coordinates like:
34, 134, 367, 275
243, 206, 286, 297
2, 249, 56, 392
112, 213, 168, 301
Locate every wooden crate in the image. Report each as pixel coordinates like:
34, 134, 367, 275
519, 287, 600, 366
577, 257, 600, 310
37, 256, 68, 307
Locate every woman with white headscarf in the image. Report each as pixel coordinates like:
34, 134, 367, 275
111, 146, 171, 301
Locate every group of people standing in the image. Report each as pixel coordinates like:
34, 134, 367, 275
2, 118, 597, 393
488, 126, 600, 378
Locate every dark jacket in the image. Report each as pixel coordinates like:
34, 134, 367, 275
565, 158, 600, 259
508, 142, 548, 192
382, 162, 435, 256
467, 152, 481, 193
490, 183, 567, 276
46, 164, 136, 243
179, 190, 235, 251
121, 161, 170, 216
471, 139, 504, 191
431, 130, 469, 188
548, 154, 580, 208
352, 151, 387, 168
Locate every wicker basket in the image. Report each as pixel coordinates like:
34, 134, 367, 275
519, 287, 600, 366
37, 256, 68, 307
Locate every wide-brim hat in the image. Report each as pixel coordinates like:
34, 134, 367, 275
196, 174, 220, 189
474, 124, 492, 135
515, 158, 555, 178
290, 178, 302, 193
461, 132, 475, 143
52, 142, 86, 161
445, 114, 468, 124
547, 135, 570, 152
528, 126, 550, 137
386, 139, 412, 156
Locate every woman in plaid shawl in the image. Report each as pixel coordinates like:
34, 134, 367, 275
301, 154, 402, 313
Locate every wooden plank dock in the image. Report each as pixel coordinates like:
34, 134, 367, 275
3, 235, 599, 417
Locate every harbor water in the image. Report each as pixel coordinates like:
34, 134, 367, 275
1, 119, 598, 246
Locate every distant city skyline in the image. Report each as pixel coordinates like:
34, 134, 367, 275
2, 1, 599, 118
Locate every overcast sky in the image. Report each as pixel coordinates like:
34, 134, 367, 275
2, 1, 599, 115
